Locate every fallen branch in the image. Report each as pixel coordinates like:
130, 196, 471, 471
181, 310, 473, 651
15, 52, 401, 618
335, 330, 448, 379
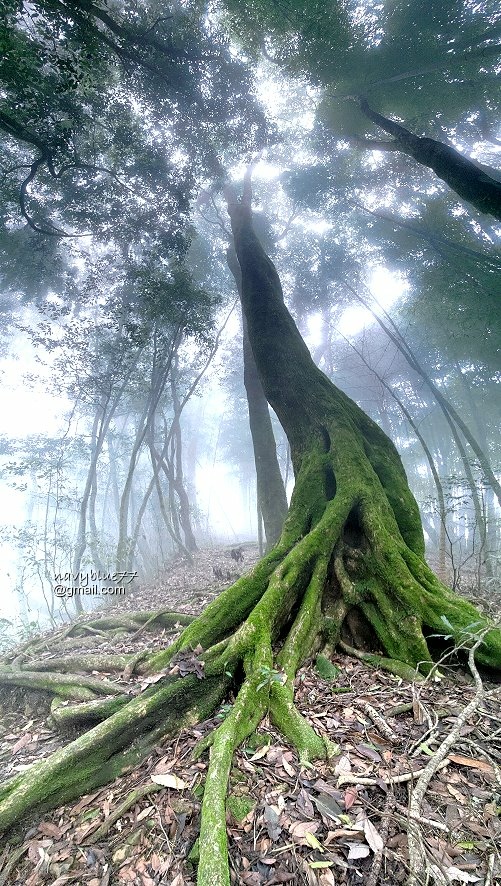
337, 758, 450, 787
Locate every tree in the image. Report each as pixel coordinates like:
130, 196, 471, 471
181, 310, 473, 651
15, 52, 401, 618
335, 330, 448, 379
227, 241, 288, 549
0, 185, 500, 885
196, 191, 288, 548
224, 0, 501, 217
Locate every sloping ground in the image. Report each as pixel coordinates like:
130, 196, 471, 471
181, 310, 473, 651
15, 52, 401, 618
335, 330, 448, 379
0, 547, 500, 886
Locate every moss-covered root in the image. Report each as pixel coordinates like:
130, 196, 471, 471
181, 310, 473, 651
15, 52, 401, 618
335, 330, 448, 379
145, 546, 287, 673
20, 653, 138, 674
338, 641, 425, 682
271, 554, 330, 760
0, 669, 122, 701
68, 610, 195, 637
50, 694, 130, 728
0, 674, 228, 835
1, 611, 195, 667
359, 534, 501, 672
399, 548, 501, 669
197, 657, 272, 886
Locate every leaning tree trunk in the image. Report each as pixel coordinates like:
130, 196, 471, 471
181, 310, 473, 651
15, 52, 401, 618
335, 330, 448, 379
0, 195, 500, 886
358, 98, 501, 221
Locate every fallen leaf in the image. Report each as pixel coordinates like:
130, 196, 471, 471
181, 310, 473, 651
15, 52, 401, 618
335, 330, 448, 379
249, 744, 270, 762
314, 793, 343, 820
281, 755, 295, 778
305, 832, 324, 851
325, 828, 365, 843
412, 699, 427, 725
11, 733, 32, 754
363, 816, 384, 853
448, 755, 494, 775
151, 773, 186, 790
334, 755, 351, 776
447, 785, 467, 804
289, 820, 320, 840
344, 787, 358, 811
347, 842, 370, 859
37, 821, 62, 838
296, 788, 315, 818
264, 805, 282, 841
445, 867, 481, 883
136, 805, 155, 821
139, 672, 167, 691
354, 744, 381, 763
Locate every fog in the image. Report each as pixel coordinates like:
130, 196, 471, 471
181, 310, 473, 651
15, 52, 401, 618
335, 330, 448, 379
0, 0, 500, 651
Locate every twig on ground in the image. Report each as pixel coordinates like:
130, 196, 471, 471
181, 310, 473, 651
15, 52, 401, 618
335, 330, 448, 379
366, 791, 395, 886
85, 782, 162, 844
406, 634, 486, 886
337, 758, 450, 787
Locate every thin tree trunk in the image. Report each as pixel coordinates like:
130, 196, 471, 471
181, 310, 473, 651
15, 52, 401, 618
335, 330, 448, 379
73, 360, 136, 590
116, 329, 180, 570
170, 362, 198, 552
227, 244, 288, 548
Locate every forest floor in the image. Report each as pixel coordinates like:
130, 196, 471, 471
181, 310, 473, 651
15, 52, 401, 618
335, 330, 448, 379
0, 545, 500, 886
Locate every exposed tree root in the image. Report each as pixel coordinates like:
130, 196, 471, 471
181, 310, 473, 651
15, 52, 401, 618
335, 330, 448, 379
85, 782, 163, 845
1, 610, 194, 668
49, 694, 131, 728
0, 444, 499, 886
0, 669, 122, 701
0, 673, 229, 833
0, 489, 499, 886
1, 199, 500, 886
17, 654, 137, 674
339, 640, 425, 682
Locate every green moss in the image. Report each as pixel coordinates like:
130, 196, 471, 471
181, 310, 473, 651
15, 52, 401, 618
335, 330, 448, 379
244, 731, 273, 751
315, 654, 340, 680
192, 783, 204, 800
145, 551, 283, 673
226, 793, 255, 821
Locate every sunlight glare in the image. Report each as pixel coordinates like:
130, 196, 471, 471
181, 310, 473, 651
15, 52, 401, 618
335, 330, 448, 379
337, 267, 406, 337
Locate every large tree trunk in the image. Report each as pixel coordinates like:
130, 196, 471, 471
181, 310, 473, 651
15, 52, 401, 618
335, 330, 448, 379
0, 196, 499, 886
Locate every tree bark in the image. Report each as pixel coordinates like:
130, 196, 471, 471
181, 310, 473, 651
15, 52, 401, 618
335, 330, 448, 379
170, 361, 198, 552
227, 244, 288, 548
358, 98, 501, 221
1, 194, 500, 886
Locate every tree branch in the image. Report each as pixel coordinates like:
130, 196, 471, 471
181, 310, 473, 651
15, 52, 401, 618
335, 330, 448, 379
357, 97, 501, 220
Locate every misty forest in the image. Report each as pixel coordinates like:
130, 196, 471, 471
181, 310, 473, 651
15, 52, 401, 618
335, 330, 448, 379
0, 1, 500, 884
